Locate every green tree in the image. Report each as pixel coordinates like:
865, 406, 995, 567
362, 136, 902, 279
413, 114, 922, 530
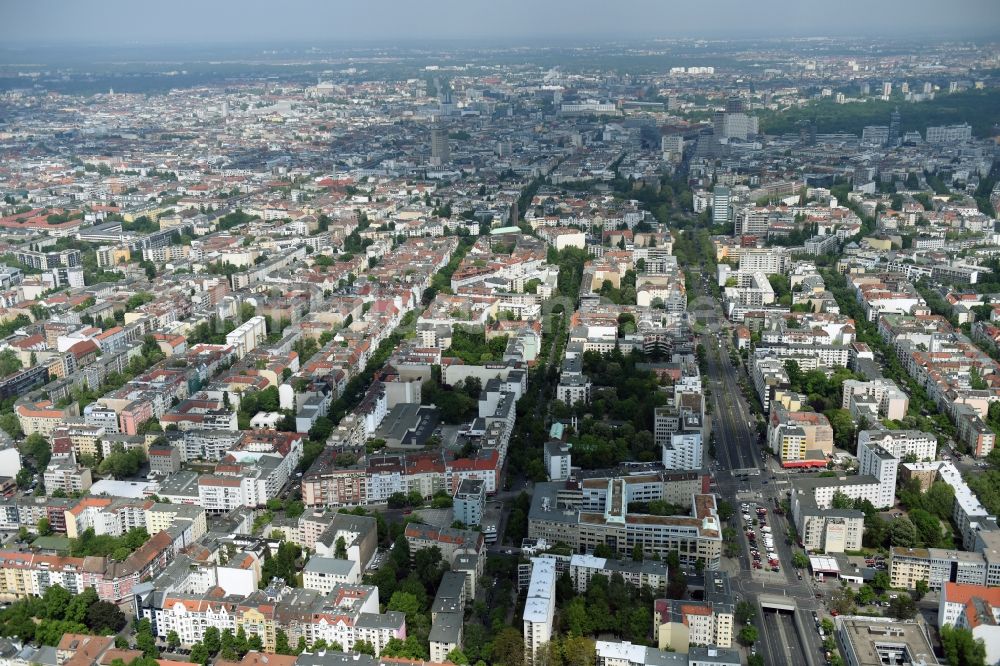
888, 594, 918, 620
888, 516, 919, 547
65, 588, 98, 623
491, 628, 524, 666
86, 601, 127, 633
390, 534, 410, 569
23, 432, 52, 469
871, 570, 891, 594
275, 629, 291, 655
856, 585, 876, 607
564, 597, 591, 636
736, 600, 756, 625
41, 584, 71, 619
387, 591, 422, 622
831, 491, 854, 509
447, 648, 470, 665
940, 625, 987, 666
910, 508, 948, 548
739, 625, 759, 646
0, 349, 22, 376
37, 517, 53, 537
830, 585, 857, 616
135, 618, 159, 657
0, 412, 22, 438
561, 637, 595, 666
189, 643, 209, 666
203, 626, 221, 656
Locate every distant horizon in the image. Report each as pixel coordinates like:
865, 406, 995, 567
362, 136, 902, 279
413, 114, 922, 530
3, 32, 1000, 50
3, 0, 999, 49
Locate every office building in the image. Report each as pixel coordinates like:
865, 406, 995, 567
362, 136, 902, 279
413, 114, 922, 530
889, 547, 987, 591
543, 441, 572, 482
431, 126, 450, 165
835, 616, 940, 666
926, 123, 972, 144
711, 187, 731, 225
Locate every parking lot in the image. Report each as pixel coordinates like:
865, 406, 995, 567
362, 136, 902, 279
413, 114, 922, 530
743, 501, 784, 579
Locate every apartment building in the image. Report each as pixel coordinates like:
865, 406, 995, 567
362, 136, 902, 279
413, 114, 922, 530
15, 400, 71, 437
856, 428, 936, 462
404, 523, 484, 571
766, 404, 834, 468
842, 379, 909, 422
569, 554, 668, 594
856, 441, 899, 510
146, 581, 403, 655
50, 424, 105, 460
736, 247, 790, 275
301, 448, 368, 507
938, 583, 1000, 664
790, 457, 897, 540
302, 556, 361, 592
556, 344, 592, 406
523, 557, 556, 666
654, 571, 735, 652
224, 316, 267, 359
796, 501, 865, 554
453, 478, 486, 528
43, 460, 93, 495
0, 551, 102, 599
577, 472, 705, 512
937, 462, 995, 550
752, 357, 789, 413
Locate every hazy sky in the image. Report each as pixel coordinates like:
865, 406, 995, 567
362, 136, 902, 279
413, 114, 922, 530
4, 0, 1000, 44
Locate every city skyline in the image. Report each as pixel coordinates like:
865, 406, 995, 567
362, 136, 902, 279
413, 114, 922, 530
0, 7, 998, 666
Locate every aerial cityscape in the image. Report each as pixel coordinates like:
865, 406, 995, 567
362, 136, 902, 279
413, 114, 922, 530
0, 2, 999, 666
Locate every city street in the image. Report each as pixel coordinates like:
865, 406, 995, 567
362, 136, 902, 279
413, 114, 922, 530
690, 269, 829, 665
